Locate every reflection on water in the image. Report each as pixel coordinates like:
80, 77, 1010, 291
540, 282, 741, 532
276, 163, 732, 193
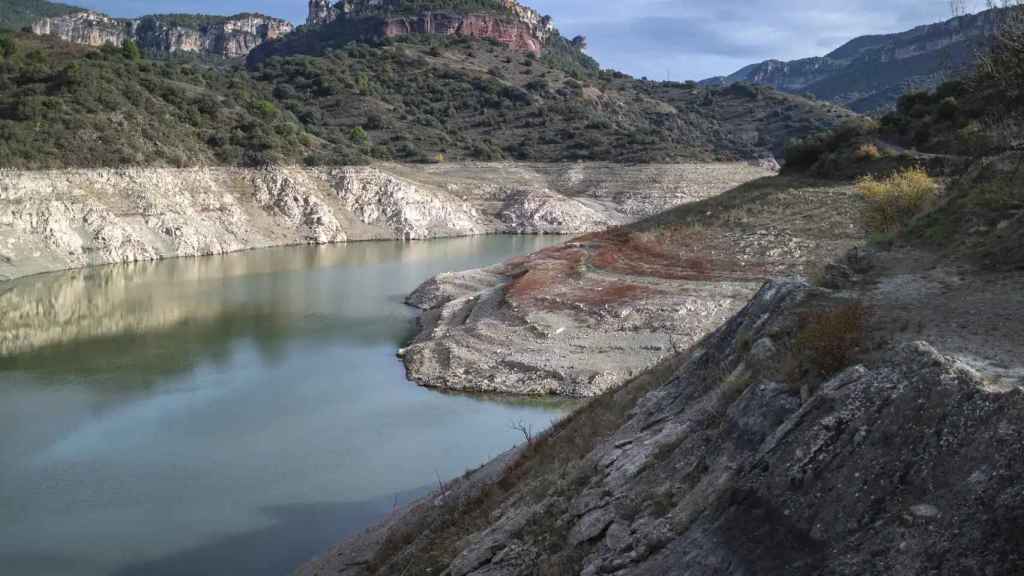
0, 236, 568, 576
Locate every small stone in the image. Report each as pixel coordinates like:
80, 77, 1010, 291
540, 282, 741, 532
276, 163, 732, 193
910, 504, 940, 518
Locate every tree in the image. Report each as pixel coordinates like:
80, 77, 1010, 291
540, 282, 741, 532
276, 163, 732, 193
0, 35, 16, 61
121, 39, 142, 62
975, 1, 1024, 98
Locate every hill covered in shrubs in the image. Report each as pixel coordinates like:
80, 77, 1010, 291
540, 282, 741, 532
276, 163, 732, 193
0, 20, 852, 169
0, 0, 80, 32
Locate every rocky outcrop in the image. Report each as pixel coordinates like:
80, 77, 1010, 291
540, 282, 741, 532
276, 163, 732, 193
306, 0, 555, 54
32, 11, 293, 58
701, 8, 1001, 112
0, 162, 770, 282
307, 0, 338, 26
301, 280, 1024, 576
402, 176, 866, 397
380, 12, 549, 54
31, 11, 128, 49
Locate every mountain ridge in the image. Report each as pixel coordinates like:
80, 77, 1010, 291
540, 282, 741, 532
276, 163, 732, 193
702, 8, 1002, 113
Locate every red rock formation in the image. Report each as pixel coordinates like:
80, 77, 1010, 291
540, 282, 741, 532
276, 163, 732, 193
380, 12, 545, 54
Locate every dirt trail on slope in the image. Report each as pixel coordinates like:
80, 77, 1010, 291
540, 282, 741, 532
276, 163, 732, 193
862, 249, 1024, 389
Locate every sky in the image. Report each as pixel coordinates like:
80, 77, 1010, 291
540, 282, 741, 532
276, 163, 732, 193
74, 0, 990, 80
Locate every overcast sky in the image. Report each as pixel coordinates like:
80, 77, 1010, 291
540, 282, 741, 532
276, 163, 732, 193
76, 0, 987, 80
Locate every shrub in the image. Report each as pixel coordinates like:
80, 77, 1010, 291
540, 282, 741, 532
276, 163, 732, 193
252, 99, 279, 119
897, 91, 931, 117
350, 126, 369, 145
0, 35, 16, 61
122, 39, 142, 62
828, 117, 879, 147
783, 134, 827, 168
937, 96, 959, 120
858, 167, 938, 233
853, 143, 881, 162
792, 301, 866, 380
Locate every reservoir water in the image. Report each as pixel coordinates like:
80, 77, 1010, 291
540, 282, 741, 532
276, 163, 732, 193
0, 236, 570, 576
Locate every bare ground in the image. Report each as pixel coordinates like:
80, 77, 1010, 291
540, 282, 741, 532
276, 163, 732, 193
403, 176, 867, 397
862, 249, 1024, 389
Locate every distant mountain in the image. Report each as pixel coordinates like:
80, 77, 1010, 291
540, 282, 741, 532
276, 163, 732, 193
701, 9, 1002, 113
0, 0, 81, 31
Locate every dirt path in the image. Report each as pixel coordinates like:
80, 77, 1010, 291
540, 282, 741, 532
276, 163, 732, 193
863, 249, 1024, 389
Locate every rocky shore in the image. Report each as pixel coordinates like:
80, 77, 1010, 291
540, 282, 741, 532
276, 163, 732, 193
402, 176, 866, 397
0, 162, 769, 282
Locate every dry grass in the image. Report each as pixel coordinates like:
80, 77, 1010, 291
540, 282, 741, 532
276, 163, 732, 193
858, 167, 938, 233
790, 301, 867, 381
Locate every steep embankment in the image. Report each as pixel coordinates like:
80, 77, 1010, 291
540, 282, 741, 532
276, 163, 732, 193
403, 176, 865, 397
0, 161, 769, 281
302, 279, 1024, 576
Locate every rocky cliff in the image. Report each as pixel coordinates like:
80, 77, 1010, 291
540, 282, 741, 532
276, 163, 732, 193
305, 0, 554, 54
31, 10, 293, 58
0, 162, 769, 282
702, 8, 1001, 112
30, 10, 126, 48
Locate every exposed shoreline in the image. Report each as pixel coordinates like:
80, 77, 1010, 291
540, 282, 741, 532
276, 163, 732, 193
0, 162, 771, 283
399, 175, 867, 398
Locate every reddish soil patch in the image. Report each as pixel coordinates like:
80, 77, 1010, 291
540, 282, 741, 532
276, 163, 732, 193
571, 282, 656, 306
583, 227, 766, 281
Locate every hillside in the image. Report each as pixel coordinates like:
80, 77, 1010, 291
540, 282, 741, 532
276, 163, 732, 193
701, 8, 1001, 113
0, 27, 853, 169
0, 0, 80, 32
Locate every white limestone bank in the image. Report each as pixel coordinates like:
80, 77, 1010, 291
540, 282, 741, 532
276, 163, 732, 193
0, 162, 771, 281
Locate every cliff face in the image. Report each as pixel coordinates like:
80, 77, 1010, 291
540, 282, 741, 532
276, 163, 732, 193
702, 8, 1001, 112
31, 11, 127, 48
307, 0, 337, 26
32, 11, 293, 58
306, 0, 554, 54
380, 12, 548, 53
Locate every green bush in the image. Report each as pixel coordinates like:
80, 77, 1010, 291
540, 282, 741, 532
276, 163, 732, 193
937, 97, 959, 120
783, 134, 827, 168
0, 35, 16, 60
121, 39, 142, 62
253, 99, 279, 118
350, 126, 369, 145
